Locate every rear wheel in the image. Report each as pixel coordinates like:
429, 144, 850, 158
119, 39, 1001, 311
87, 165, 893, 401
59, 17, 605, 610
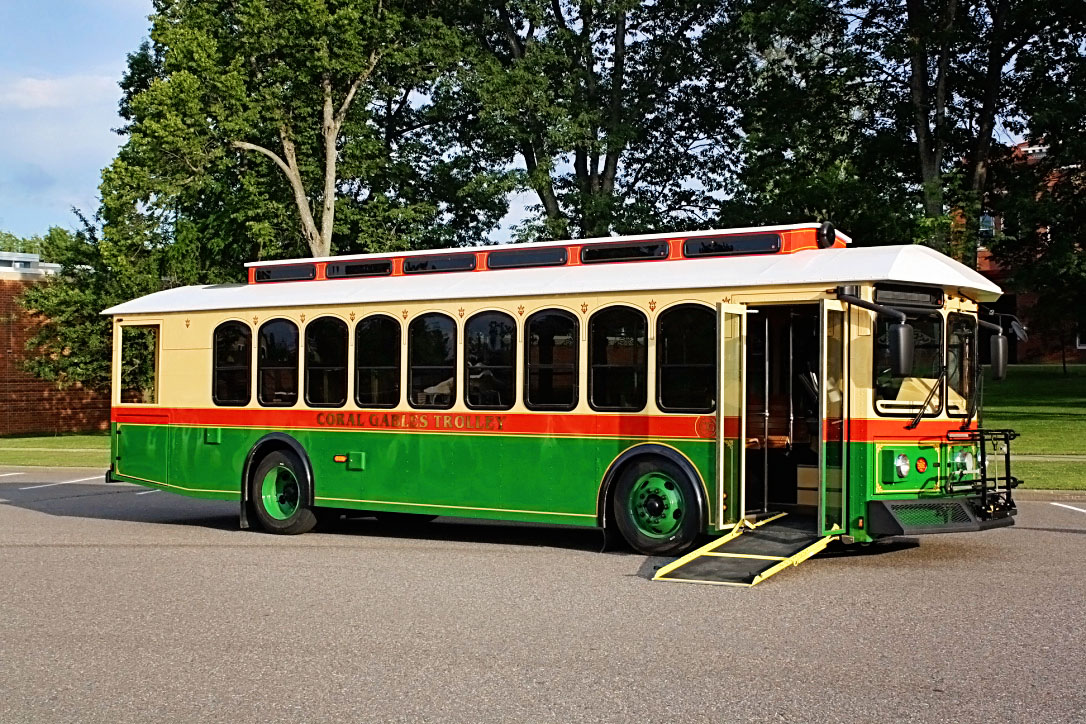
611, 458, 701, 555
250, 450, 317, 535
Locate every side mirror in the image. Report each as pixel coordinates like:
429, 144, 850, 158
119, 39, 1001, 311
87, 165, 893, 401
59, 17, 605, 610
889, 322, 914, 376
990, 333, 1008, 381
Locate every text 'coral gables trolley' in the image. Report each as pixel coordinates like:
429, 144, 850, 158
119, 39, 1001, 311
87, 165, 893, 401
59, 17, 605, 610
103, 222, 1021, 584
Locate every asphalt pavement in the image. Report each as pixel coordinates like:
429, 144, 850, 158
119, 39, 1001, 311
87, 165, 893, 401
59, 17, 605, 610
1, 465, 1084, 724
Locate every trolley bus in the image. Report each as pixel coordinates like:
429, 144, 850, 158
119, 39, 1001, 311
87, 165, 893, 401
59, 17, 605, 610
103, 222, 1020, 571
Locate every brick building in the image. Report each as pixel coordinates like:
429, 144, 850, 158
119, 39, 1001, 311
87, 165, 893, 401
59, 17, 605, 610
1, 252, 110, 435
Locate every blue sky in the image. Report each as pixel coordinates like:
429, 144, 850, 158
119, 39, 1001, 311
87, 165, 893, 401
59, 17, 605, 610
0, 0, 152, 237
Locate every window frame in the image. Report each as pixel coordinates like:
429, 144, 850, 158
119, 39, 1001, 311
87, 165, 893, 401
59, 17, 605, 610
588, 305, 649, 412
257, 318, 300, 408
464, 310, 517, 411
407, 312, 458, 410
655, 303, 717, 414
354, 314, 401, 409
304, 315, 349, 409
212, 320, 252, 407
946, 312, 977, 418
524, 309, 580, 412
872, 310, 944, 418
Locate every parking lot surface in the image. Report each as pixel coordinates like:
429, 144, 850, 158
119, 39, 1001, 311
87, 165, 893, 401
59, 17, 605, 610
1, 466, 1085, 723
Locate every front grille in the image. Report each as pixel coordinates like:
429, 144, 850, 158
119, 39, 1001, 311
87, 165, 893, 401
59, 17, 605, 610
888, 501, 973, 528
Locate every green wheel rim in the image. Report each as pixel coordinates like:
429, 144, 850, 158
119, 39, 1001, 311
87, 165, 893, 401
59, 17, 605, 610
260, 465, 300, 521
627, 471, 685, 539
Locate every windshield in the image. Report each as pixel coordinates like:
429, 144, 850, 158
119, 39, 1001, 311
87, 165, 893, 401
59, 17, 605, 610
947, 313, 977, 415
874, 312, 943, 414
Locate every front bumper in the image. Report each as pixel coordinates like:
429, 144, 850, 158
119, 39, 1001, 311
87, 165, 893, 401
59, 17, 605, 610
867, 496, 1016, 536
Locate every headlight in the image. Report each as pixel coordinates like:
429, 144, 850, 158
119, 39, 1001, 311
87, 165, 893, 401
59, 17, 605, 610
895, 454, 910, 478
953, 450, 976, 473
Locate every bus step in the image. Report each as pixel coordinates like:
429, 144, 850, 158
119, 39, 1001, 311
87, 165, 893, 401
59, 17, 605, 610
652, 513, 837, 587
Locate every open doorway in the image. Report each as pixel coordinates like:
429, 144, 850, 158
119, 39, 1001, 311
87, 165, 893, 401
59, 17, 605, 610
743, 305, 822, 525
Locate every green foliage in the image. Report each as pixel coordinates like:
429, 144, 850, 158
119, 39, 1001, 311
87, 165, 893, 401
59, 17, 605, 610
0, 231, 45, 257
19, 216, 163, 392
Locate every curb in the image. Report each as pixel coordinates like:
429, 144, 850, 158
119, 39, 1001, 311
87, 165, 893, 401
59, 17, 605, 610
1013, 489, 1086, 501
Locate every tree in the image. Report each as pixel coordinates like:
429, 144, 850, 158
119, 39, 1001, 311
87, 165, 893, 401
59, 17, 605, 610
840, 0, 1086, 262
19, 215, 165, 392
450, 0, 750, 240
111, 0, 512, 263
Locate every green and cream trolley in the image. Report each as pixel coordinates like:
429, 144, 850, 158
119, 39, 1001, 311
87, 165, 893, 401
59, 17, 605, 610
104, 223, 1019, 581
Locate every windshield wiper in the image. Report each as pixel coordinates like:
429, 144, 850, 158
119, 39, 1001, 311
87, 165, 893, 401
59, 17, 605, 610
906, 364, 945, 430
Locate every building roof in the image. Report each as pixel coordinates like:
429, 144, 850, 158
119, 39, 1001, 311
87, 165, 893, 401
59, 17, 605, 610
102, 243, 1002, 316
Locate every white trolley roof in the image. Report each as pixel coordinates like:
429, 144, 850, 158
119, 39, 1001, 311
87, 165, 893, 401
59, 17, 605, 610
103, 243, 1002, 316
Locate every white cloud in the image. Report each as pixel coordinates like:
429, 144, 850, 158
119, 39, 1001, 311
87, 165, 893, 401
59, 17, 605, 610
0, 74, 117, 110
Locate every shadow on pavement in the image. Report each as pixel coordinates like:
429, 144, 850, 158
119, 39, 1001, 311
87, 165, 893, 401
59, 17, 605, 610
0, 482, 608, 553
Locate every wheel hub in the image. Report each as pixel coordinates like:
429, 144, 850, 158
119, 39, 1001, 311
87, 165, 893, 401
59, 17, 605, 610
627, 472, 685, 539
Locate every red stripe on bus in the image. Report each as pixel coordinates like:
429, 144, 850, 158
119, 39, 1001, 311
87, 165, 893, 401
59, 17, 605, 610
112, 406, 725, 440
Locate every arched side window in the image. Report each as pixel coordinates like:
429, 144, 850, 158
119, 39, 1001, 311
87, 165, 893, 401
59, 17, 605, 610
657, 304, 716, 413
589, 306, 647, 411
212, 321, 251, 406
305, 316, 348, 407
408, 313, 457, 409
525, 309, 578, 411
465, 311, 515, 410
258, 319, 299, 407
355, 315, 401, 408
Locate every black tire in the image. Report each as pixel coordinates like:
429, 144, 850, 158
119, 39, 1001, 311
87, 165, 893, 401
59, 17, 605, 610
249, 449, 317, 535
373, 511, 437, 525
611, 458, 702, 555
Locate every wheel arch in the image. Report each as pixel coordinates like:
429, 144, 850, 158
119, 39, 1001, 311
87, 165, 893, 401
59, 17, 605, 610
596, 443, 709, 531
241, 433, 316, 507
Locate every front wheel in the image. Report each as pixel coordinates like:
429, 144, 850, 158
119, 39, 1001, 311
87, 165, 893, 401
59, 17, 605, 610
250, 450, 317, 535
611, 459, 702, 555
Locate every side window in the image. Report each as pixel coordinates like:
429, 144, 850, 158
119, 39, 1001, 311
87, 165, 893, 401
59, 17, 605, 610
258, 319, 299, 407
589, 306, 647, 411
120, 324, 160, 404
355, 315, 401, 408
465, 311, 516, 410
657, 304, 716, 413
213, 321, 251, 406
525, 309, 578, 410
305, 316, 348, 407
408, 313, 456, 409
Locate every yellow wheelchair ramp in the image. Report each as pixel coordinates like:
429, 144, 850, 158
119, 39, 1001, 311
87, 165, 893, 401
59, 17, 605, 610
653, 514, 837, 587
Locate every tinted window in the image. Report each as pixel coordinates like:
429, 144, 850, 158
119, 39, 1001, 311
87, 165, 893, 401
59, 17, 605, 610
947, 313, 976, 415
326, 260, 392, 278
487, 247, 568, 269
589, 307, 647, 411
581, 242, 669, 264
682, 234, 780, 257
305, 316, 348, 407
258, 319, 299, 406
408, 313, 456, 409
254, 264, 316, 282
525, 310, 578, 410
657, 305, 715, 412
465, 312, 516, 410
403, 254, 476, 274
213, 321, 251, 406
356, 315, 400, 408
874, 313, 943, 413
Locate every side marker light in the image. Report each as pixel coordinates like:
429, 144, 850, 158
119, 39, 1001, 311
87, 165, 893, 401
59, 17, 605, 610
333, 455, 347, 463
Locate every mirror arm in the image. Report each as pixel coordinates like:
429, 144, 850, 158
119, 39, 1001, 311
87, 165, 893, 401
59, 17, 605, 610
978, 319, 1002, 333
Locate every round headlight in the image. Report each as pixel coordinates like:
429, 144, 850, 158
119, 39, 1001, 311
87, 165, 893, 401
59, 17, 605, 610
895, 454, 910, 478
953, 450, 976, 473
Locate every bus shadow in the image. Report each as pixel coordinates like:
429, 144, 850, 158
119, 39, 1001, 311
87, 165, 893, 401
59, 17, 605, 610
0, 483, 609, 553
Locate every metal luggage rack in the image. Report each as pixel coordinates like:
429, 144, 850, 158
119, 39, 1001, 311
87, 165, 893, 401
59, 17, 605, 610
944, 428, 1020, 518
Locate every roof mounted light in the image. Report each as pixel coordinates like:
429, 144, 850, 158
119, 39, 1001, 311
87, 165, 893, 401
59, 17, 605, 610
816, 221, 836, 249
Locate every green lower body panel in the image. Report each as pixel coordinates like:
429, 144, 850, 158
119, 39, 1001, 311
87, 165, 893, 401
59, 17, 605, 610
111, 423, 715, 528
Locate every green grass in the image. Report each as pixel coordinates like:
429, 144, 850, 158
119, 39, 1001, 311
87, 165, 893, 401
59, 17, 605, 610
982, 364, 1086, 456
0, 433, 110, 450
1012, 462, 1086, 491
0, 432, 109, 468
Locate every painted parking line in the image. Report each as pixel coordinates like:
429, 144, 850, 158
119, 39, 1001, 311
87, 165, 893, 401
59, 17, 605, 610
0, 472, 25, 478
1050, 502, 1086, 515
19, 475, 104, 491
135, 489, 160, 495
